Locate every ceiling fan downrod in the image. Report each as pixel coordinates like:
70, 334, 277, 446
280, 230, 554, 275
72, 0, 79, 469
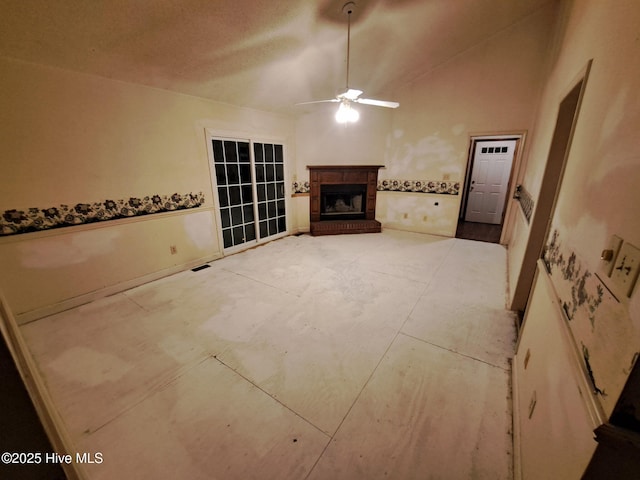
343, 2, 356, 90
294, 0, 398, 115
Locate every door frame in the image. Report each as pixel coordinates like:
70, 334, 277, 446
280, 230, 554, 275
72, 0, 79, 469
509, 60, 592, 313
205, 129, 290, 256
459, 132, 526, 244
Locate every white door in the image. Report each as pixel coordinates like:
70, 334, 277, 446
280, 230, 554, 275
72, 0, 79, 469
464, 140, 516, 224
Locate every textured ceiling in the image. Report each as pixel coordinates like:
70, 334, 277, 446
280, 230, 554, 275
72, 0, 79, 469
0, 0, 556, 114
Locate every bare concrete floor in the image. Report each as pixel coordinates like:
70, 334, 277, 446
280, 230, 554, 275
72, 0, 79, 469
21, 230, 517, 479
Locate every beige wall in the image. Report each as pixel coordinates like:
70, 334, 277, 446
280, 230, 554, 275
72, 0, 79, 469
380, 4, 556, 237
294, 4, 556, 238
1, 2, 556, 316
295, 106, 392, 169
0, 57, 295, 318
507, 0, 640, 415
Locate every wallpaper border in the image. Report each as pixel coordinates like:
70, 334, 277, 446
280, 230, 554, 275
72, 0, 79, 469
292, 182, 310, 194
291, 180, 460, 195
1, 192, 205, 236
514, 184, 534, 223
378, 179, 460, 195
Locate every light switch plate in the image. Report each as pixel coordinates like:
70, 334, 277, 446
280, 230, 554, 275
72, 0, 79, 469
598, 235, 623, 278
611, 241, 640, 298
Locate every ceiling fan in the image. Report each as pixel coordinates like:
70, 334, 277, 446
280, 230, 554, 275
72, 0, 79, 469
298, 1, 399, 123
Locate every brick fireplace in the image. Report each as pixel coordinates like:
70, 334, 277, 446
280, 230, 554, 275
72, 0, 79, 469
307, 165, 383, 236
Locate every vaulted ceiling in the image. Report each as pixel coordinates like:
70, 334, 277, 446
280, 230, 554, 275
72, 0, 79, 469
0, 0, 557, 114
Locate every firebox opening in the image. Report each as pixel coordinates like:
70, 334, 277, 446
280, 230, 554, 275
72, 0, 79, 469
320, 184, 367, 221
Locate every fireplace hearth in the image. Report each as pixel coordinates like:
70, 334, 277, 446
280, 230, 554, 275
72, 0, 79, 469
308, 165, 383, 236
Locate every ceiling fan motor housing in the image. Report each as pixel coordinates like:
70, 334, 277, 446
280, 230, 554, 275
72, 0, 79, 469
342, 2, 356, 16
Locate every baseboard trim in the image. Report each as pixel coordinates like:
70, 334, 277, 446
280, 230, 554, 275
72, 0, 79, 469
0, 292, 87, 480
512, 353, 522, 480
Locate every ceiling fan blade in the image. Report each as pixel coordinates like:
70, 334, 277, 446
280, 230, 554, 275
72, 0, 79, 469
297, 4, 401, 114
355, 98, 400, 108
295, 99, 340, 106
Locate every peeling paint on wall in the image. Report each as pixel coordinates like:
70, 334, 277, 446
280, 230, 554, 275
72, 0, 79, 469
183, 211, 216, 250
18, 229, 121, 269
376, 192, 458, 237
451, 124, 466, 136
545, 229, 604, 326
384, 130, 464, 179
543, 228, 640, 416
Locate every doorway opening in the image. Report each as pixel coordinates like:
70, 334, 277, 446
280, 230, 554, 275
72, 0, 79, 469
456, 137, 520, 244
208, 137, 288, 254
510, 60, 592, 314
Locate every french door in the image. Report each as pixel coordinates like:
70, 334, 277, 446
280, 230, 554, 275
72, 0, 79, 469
211, 138, 287, 250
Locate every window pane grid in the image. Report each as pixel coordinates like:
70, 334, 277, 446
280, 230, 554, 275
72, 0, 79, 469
214, 139, 286, 249
213, 139, 257, 248
253, 142, 286, 239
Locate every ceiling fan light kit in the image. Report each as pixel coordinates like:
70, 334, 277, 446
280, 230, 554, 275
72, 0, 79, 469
297, 1, 399, 123
335, 101, 360, 123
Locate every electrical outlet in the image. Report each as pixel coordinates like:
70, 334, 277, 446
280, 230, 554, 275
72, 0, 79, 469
611, 241, 640, 298
598, 235, 623, 278
170, 245, 177, 255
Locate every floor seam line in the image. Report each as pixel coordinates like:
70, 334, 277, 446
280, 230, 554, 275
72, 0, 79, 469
304, 329, 404, 480
397, 240, 455, 333
222, 268, 302, 297
398, 332, 513, 371
367, 267, 431, 285
212, 355, 330, 439
121, 292, 152, 312
307, 238, 464, 473
84, 354, 212, 435
25, 231, 516, 479
303, 435, 336, 480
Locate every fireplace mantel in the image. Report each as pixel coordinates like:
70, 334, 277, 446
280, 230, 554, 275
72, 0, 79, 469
307, 165, 383, 236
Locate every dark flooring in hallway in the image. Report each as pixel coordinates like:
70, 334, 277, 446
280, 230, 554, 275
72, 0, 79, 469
456, 220, 502, 243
